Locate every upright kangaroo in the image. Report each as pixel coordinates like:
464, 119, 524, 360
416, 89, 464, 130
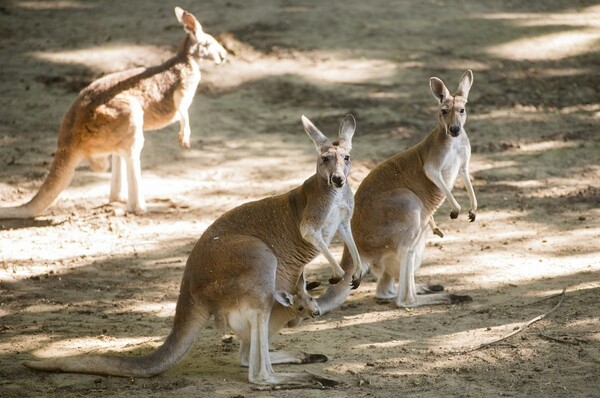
23, 115, 361, 386
0, 7, 227, 218
318, 70, 477, 313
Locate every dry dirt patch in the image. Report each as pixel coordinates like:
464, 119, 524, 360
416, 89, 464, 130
1, 1, 599, 397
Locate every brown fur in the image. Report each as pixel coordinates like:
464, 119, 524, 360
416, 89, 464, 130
0, 7, 226, 219
22, 115, 358, 386
318, 70, 478, 312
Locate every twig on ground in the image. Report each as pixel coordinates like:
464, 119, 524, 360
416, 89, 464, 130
538, 333, 580, 345
467, 287, 567, 352
514, 291, 566, 308
251, 383, 327, 391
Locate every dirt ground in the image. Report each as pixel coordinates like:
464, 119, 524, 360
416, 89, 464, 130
1, 0, 599, 397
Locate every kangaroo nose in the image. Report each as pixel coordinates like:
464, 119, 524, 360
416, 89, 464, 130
331, 175, 345, 187
312, 309, 321, 317
449, 125, 461, 136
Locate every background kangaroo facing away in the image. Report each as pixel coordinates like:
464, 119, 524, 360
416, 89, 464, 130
318, 70, 478, 313
23, 115, 360, 387
0, 7, 227, 219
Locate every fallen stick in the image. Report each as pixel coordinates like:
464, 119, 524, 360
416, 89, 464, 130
467, 287, 567, 352
514, 290, 565, 307
538, 333, 580, 345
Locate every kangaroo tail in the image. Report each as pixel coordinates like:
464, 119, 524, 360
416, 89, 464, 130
23, 287, 209, 377
0, 146, 81, 219
316, 245, 354, 314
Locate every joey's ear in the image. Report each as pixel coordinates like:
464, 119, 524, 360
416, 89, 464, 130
175, 7, 203, 35
430, 77, 450, 103
338, 114, 356, 151
274, 291, 294, 307
455, 69, 473, 99
302, 115, 331, 152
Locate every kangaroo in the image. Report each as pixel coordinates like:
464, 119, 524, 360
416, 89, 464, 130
317, 70, 477, 313
0, 7, 227, 219
215, 287, 322, 367
23, 115, 361, 386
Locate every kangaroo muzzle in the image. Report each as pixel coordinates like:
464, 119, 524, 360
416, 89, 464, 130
331, 174, 345, 188
449, 124, 461, 137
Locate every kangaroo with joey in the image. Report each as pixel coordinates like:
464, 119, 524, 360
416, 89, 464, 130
23, 115, 362, 386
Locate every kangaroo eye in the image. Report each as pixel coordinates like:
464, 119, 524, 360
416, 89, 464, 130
344, 155, 350, 161
441, 109, 448, 115
298, 306, 304, 312
459, 108, 465, 114
321, 156, 329, 162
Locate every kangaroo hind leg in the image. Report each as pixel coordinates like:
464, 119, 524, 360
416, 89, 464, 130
396, 224, 471, 307
374, 255, 398, 303
245, 308, 332, 386
109, 154, 127, 203
118, 100, 146, 214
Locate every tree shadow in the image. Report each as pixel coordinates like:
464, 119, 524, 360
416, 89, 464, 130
1, 1, 599, 396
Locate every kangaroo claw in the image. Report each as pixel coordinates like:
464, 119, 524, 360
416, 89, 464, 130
350, 275, 361, 290
313, 376, 339, 388
449, 294, 473, 303
300, 353, 328, 364
468, 211, 476, 222
432, 227, 444, 238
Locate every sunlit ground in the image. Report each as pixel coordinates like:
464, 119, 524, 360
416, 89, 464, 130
1, 1, 599, 397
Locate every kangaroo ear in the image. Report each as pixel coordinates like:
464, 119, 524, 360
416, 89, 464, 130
456, 69, 473, 99
274, 291, 294, 307
430, 77, 450, 103
200, 34, 228, 65
175, 7, 203, 35
338, 114, 356, 151
302, 115, 331, 152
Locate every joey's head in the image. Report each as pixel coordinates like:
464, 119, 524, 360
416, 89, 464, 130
430, 69, 473, 138
302, 114, 356, 189
274, 290, 321, 319
174, 7, 227, 64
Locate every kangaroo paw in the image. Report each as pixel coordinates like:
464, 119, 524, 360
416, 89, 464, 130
450, 210, 459, 219
328, 276, 342, 285
432, 227, 444, 238
417, 283, 445, 294
428, 283, 445, 292
449, 294, 473, 303
305, 281, 321, 291
468, 211, 476, 222
300, 352, 328, 364
312, 376, 339, 388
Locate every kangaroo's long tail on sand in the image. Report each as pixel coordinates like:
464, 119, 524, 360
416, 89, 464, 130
23, 288, 208, 377
316, 245, 354, 314
0, 145, 81, 219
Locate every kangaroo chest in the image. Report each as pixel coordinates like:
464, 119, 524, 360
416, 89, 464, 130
438, 139, 469, 190
319, 193, 350, 244
173, 64, 201, 114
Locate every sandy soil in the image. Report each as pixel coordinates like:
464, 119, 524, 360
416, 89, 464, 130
1, 0, 599, 397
